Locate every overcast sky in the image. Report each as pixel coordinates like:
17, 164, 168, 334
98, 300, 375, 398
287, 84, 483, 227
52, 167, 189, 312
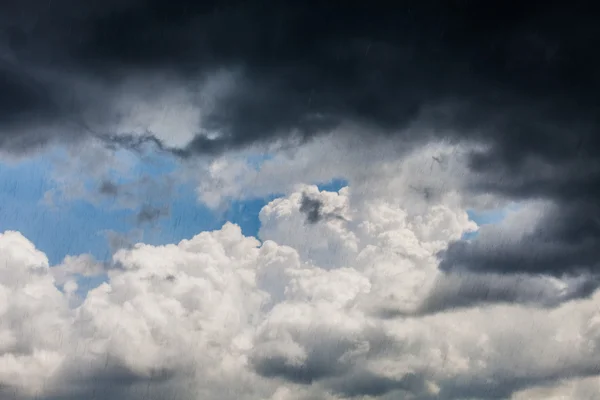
1, 1, 600, 399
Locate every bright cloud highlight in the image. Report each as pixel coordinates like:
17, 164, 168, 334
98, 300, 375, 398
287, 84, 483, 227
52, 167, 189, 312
1, 180, 599, 400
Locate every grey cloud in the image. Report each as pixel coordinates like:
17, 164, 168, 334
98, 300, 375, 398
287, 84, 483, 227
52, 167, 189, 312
436, 368, 600, 400
417, 272, 600, 315
251, 334, 356, 384
440, 202, 600, 276
98, 180, 119, 196
330, 371, 429, 399
299, 193, 346, 224
4, 2, 600, 275
299, 195, 325, 224
92, 176, 175, 225
135, 204, 170, 225
1, 1, 597, 157
103, 229, 143, 254
250, 325, 426, 398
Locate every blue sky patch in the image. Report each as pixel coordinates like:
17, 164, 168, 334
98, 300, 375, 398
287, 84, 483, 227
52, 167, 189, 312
462, 207, 514, 240
0, 149, 348, 268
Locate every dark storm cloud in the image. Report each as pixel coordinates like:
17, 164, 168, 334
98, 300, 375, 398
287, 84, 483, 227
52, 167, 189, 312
375, 271, 600, 319
416, 272, 600, 315
436, 154, 600, 276
440, 201, 600, 276
1, 0, 597, 155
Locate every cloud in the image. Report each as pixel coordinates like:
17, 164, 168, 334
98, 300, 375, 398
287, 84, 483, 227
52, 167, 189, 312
2, 3, 600, 396
50, 254, 107, 286
439, 200, 600, 276
299, 192, 346, 224
37, 143, 178, 223
3, 1, 599, 280
512, 375, 600, 400
1, 1, 597, 157
3, 185, 600, 399
415, 272, 600, 316
135, 204, 170, 225
103, 229, 144, 255
0, 231, 70, 395
193, 131, 600, 279
194, 138, 482, 210
98, 180, 119, 196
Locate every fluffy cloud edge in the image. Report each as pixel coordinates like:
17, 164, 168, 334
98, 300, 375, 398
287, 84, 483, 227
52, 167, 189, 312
1, 183, 599, 400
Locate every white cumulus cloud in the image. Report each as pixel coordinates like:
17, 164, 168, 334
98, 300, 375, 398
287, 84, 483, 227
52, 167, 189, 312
1, 182, 599, 399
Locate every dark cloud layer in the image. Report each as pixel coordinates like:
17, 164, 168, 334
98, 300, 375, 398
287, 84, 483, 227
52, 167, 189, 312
440, 201, 600, 276
1, 0, 598, 155
416, 272, 600, 315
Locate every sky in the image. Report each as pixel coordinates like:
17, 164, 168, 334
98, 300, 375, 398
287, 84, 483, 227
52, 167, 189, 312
1, 1, 600, 399
0, 149, 349, 264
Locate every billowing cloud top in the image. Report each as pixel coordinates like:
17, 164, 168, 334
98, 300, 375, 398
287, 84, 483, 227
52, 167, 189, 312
2, 185, 600, 400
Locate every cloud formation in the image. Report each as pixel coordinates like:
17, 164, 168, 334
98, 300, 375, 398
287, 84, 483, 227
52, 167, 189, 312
2, 2, 600, 398
2, 0, 599, 280
1, 1, 597, 154
2, 185, 600, 399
